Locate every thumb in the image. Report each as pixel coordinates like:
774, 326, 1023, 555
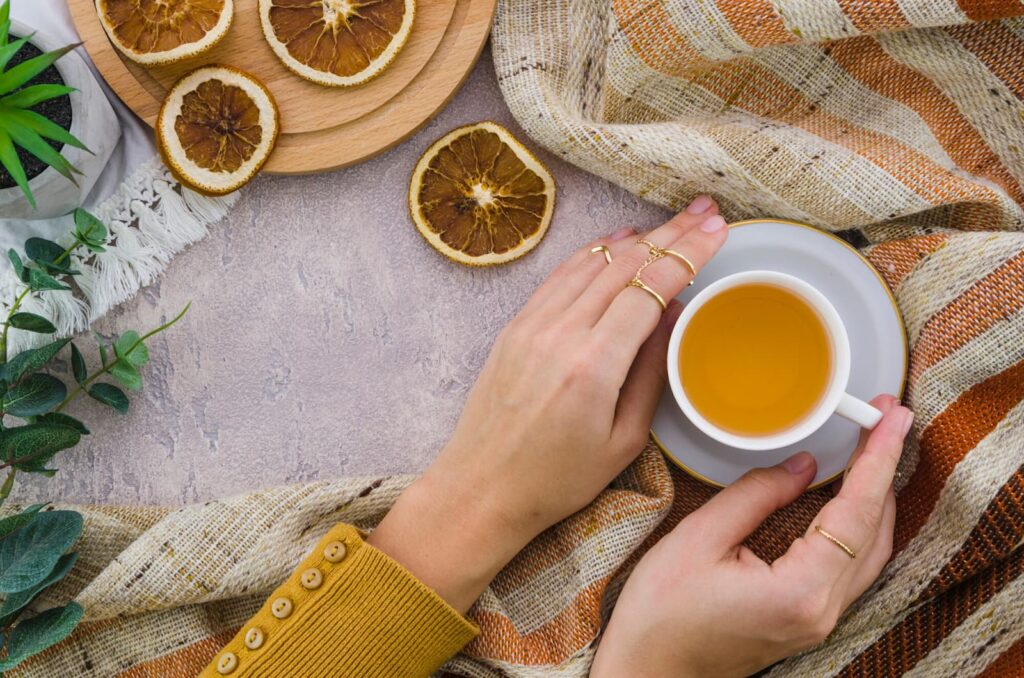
689, 452, 817, 556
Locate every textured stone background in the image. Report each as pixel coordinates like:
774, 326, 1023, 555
12, 47, 670, 507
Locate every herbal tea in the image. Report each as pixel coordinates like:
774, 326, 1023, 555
678, 283, 832, 436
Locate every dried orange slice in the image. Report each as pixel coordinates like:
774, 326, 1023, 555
156, 66, 279, 196
259, 0, 415, 87
409, 122, 556, 267
97, 0, 232, 65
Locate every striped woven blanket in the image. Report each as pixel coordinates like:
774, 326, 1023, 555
15, 0, 1024, 676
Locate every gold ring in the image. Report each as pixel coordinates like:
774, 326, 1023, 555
627, 278, 667, 312
636, 239, 696, 286
590, 245, 613, 264
814, 525, 856, 559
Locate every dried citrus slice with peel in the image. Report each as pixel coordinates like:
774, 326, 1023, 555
97, 0, 232, 65
409, 122, 556, 266
157, 66, 279, 196
259, 0, 415, 87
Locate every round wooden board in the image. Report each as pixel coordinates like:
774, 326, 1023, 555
68, 0, 496, 174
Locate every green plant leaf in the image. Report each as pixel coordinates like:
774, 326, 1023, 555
0, 504, 43, 540
7, 313, 55, 334
72, 209, 106, 251
69, 343, 86, 384
113, 331, 148, 367
110, 360, 141, 391
3, 374, 66, 417
36, 413, 88, 435
0, 120, 77, 183
0, 34, 29, 73
27, 268, 69, 292
0, 43, 75, 96
95, 333, 109, 366
0, 510, 81, 593
87, 383, 128, 414
24, 238, 75, 276
6, 248, 26, 283
0, 424, 80, 472
0, 602, 83, 671
4, 108, 88, 152
0, 126, 30, 207
2, 338, 70, 383
0, 83, 74, 109
0, 551, 76, 619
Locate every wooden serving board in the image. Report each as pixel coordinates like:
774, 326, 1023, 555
68, 0, 496, 174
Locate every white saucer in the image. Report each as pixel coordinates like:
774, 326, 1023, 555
651, 219, 907, 489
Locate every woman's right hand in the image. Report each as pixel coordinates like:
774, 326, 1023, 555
592, 395, 913, 678
369, 197, 729, 613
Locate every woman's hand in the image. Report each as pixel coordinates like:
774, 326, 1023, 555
591, 395, 914, 678
368, 197, 728, 612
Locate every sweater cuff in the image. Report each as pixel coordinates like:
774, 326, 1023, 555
201, 523, 479, 678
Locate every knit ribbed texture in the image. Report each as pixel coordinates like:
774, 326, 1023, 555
199, 524, 478, 678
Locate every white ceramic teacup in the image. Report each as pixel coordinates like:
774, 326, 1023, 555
667, 270, 883, 451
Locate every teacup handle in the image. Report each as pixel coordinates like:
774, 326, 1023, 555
836, 393, 883, 429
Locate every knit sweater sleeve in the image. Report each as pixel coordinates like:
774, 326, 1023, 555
199, 523, 479, 677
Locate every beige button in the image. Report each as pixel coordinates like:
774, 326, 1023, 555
300, 567, 323, 590
270, 597, 293, 619
216, 652, 238, 674
244, 627, 264, 650
323, 541, 347, 563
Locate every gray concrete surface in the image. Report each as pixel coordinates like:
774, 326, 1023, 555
13, 47, 670, 507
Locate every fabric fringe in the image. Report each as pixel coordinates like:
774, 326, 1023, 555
0, 156, 238, 352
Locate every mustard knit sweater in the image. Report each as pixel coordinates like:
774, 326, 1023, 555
199, 524, 479, 677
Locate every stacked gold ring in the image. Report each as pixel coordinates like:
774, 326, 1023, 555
590, 244, 613, 264
637, 238, 697, 283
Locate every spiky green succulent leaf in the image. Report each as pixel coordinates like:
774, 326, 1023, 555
0, 83, 74, 109
0, 125, 30, 206
0, 43, 75, 96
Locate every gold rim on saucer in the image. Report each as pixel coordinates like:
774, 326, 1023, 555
652, 218, 908, 491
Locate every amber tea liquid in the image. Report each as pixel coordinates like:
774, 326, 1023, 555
678, 283, 832, 437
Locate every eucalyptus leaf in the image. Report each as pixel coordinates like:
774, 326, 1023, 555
0, 551, 76, 618
36, 413, 88, 435
113, 331, 148, 367
2, 338, 70, 383
0, 510, 81, 593
110, 360, 141, 391
72, 209, 106, 250
24, 238, 76, 275
27, 268, 69, 292
0, 504, 43, 540
0, 424, 80, 470
87, 383, 128, 414
0, 602, 83, 671
7, 313, 55, 334
69, 343, 86, 384
3, 374, 66, 417
6, 248, 23, 281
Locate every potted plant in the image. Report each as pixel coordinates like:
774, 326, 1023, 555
0, 0, 119, 219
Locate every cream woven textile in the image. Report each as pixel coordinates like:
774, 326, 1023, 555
11, 0, 1024, 676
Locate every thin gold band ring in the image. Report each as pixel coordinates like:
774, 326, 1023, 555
814, 525, 856, 559
636, 239, 697, 285
626, 278, 667, 311
590, 245, 613, 264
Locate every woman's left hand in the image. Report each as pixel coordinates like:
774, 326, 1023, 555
368, 197, 728, 612
591, 395, 913, 678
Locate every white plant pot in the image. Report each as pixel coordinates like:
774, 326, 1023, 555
0, 20, 120, 220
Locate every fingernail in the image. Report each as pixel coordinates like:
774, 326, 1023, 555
609, 227, 635, 241
900, 409, 915, 437
781, 451, 814, 475
686, 195, 714, 214
699, 215, 727, 233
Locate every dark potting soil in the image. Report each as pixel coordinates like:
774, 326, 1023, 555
0, 37, 73, 190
